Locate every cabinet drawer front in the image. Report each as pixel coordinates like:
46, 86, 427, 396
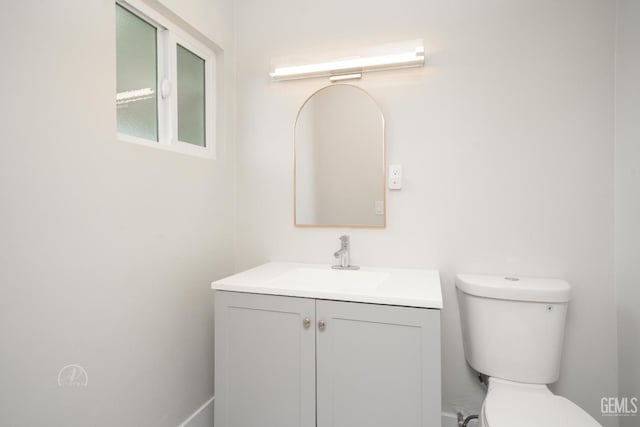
316, 300, 441, 427
214, 291, 316, 427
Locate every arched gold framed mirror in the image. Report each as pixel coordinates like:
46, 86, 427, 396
294, 84, 385, 228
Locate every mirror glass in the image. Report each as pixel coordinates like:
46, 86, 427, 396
295, 84, 385, 227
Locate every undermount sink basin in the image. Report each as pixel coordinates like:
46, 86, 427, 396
212, 262, 443, 309
267, 267, 389, 291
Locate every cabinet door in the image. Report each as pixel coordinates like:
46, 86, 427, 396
214, 291, 316, 427
316, 300, 441, 427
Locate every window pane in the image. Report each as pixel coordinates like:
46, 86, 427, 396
116, 4, 158, 141
177, 45, 206, 147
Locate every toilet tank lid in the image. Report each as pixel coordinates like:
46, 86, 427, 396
456, 274, 571, 303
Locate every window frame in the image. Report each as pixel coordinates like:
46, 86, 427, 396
169, 32, 216, 154
116, 0, 217, 159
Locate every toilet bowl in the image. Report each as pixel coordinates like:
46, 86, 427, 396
455, 274, 602, 427
479, 377, 600, 427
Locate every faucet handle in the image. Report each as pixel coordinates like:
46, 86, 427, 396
339, 235, 349, 243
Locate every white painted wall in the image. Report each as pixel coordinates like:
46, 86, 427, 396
234, 0, 619, 424
615, 2, 640, 426
0, 0, 234, 426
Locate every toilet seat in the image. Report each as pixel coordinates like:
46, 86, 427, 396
483, 382, 601, 427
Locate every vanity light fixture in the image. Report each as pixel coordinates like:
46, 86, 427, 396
270, 44, 425, 81
329, 73, 362, 82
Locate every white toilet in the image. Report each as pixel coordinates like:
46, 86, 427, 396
455, 274, 602, 427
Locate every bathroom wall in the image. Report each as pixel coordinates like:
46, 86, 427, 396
0, 0, 234, 426
234, 0, 619, 424
615, 1, 640, 425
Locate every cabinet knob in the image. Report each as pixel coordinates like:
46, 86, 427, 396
318, 320, 326, 330
303, 317, 311, 329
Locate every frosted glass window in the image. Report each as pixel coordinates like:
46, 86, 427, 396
177, 45, 206, 147
116, 4, 158, 141
113, 0, 216, 158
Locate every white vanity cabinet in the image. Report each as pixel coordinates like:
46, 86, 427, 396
213, 263, 443, 427
315, 299, 440, 427
214, 292, 316, 427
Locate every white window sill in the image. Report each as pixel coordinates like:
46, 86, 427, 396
117, 132, 216, 160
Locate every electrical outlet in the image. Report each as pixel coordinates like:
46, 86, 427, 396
388, 164, 402, 190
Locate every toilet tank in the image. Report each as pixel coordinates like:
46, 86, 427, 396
455, 274, 571, 384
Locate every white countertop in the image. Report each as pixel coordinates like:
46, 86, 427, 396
211, 262, 442, 309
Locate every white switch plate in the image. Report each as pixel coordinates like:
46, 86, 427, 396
375, 200, 384, 215
388, 164, 402, 190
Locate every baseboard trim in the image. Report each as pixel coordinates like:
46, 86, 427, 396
178, 396, 215, 427
442, 411, 459, 427
178, 401, 462, 427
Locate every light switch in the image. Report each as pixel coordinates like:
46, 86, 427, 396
388, 164, 402, 190
375, 200, 384, 215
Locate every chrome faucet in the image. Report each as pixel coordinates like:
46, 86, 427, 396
332, 235, 360, 270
